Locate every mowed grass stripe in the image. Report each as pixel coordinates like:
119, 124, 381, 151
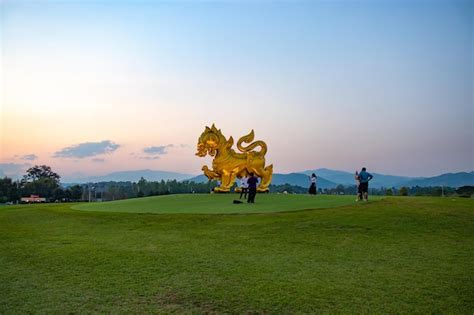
71, 193, 375, 214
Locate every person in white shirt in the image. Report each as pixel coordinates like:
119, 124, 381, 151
308, 173, 317, 195
240, 176, 249, 199
355, 170, 361, 201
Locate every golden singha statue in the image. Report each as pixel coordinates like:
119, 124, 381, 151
196, 124, 273, 192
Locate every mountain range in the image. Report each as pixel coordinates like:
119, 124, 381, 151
301, 168, 474, 188
62, 170, 193, 184
59, 168, 474, 188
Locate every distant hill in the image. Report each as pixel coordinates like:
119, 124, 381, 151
398, 172, 474, 188
186, 174, 208, 183
302, 168, 355, 185
272, 173, 338, 189
63, 169, 194, 184
370, 174, 415, 188
303, 168, 415, 189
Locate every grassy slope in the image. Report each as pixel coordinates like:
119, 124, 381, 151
71, 194, 369, 214
0, 197, 473, 313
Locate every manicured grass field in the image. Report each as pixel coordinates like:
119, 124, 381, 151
72, 193, 372, 214
1, 196, 473, 313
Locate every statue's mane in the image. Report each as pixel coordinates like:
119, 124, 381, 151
201, 124, 228, 147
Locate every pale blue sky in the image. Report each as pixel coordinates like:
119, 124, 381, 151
1, 0, 473, 177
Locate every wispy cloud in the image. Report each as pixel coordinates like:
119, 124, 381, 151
143, 144, 173, 155
15, 154, 38, 161
92, 158, 105, 163
54, 140, 120, 158
139, 156, 160, 160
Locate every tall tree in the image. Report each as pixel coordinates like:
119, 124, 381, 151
22, 165, 60, 184
21, 165, 61, 198
399, 187, 408, 196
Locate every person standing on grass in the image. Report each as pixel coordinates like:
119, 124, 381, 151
239, 175, 249, 199
308, 173, 317, 195
358, 167, 373, 201
247, 172, 259, 203
355, 170, 361, 201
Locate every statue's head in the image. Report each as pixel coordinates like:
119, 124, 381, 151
196, 124, 224, 157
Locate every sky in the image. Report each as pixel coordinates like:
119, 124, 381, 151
0, 0, 473, 179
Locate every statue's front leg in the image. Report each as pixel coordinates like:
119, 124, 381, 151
202, 166, 212, 179
202, 165, 219, 180
214, 173, 231, 193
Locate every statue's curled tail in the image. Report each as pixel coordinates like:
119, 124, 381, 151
237, 130, 267, 155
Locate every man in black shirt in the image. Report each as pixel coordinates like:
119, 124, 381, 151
247, 172, 259, 203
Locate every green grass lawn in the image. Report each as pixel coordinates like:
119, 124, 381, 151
72, 193, 375, 214
1, 196, 473, 313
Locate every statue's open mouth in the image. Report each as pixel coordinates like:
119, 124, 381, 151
196, 145, 207, 157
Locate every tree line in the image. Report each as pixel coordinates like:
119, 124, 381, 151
0, 165, 83, 203
0, 165, 220, 203
86, 178, 218, 201
0, 165, 471, 203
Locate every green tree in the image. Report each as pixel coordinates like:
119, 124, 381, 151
20, 165, 61, 199
335, 184, 345, 194
399, 187, 408, 196
53, 188, 65, 201
22, 165, 60, 184
137, 177, 148, 196
22, 177, 59, 198
68, 185, 84, 201
456, 186, 474, 198
385, 188, 393, 196
0, 177, 20, 202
